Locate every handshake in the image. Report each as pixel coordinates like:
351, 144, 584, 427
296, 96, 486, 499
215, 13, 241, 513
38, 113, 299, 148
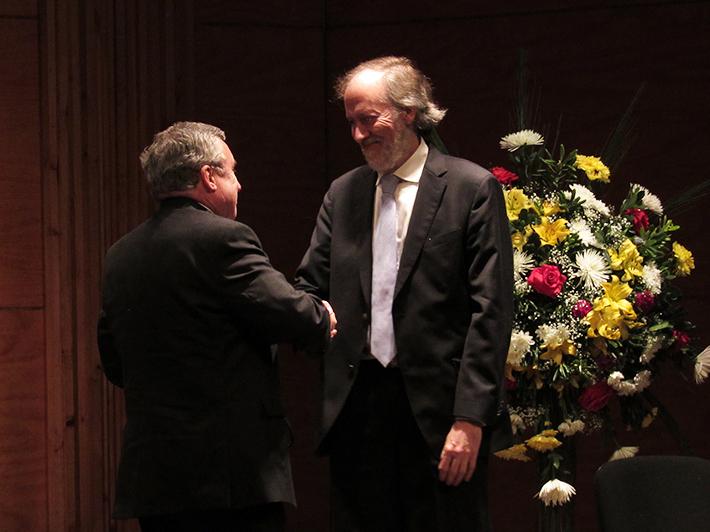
322, 300, 338, 338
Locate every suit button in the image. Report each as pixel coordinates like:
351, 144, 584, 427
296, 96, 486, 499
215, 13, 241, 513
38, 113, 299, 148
347, 362, 356, 379
362, 313, 369, 321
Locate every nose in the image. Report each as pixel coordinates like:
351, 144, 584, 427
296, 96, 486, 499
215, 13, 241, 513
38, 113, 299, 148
352, 123, 368, 143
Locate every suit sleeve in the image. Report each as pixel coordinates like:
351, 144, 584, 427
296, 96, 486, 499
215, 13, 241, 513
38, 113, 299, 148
454, 175, 513, 425
219, 222, 330, 351
293, 188, 333, 299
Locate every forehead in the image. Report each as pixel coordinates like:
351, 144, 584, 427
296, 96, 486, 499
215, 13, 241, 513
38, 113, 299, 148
343, 70, 390, 115
219, 139, 236, 165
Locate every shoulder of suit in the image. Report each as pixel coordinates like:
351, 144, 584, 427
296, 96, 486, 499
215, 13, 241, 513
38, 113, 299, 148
433, 151, 492, 180
329, 164, 374, 191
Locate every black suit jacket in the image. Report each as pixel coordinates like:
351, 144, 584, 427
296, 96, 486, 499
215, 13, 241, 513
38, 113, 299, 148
295, 147, 514, 456
98, 197, 329, 518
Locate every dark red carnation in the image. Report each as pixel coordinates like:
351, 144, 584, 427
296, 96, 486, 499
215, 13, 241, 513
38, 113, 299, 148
624, 208, 650, 233
578, 381, 615, 412
673, 329, 691, 349
490, 166, 519, 185
505, 377, 518, 391
527, 264, 567, 298
634, 290, 655, 314
572, 299, 593, 318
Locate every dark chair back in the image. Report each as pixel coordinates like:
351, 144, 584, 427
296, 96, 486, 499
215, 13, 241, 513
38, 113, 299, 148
594, 455, 710, 532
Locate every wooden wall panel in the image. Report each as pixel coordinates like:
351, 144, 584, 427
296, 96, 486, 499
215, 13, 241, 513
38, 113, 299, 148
40, 1, 194, 530
0, 0, 37, 17
193, 25, 326, 273
0, 19, 42, 308
0, 12, 46, 532
326, 0, 680, 26
0, 311, 46, 530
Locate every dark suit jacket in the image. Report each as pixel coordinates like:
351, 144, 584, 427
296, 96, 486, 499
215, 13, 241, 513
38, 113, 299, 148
295, 146, 514, 456
98, 197, 329, 518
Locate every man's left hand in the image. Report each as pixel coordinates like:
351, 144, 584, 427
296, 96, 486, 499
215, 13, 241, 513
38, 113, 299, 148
437, 420, 482, 486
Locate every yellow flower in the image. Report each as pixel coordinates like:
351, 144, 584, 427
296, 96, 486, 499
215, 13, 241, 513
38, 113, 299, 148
526, 430, 562, 452
494, 444, 531, 462
539, 339, 577, 366
585, 276, 641, 340
511, 226, 534, 251
575, 154, 610, 182
542, 200, 562, 216
673, 242, 695, 276
608, 239, 644, 281
504, 188, 534, 221
533, 216, 570, 247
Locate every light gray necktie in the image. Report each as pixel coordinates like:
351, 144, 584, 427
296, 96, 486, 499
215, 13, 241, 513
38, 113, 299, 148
371, 174, 399, 367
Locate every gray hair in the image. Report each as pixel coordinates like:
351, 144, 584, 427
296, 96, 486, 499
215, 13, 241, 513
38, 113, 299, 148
139, 121, 227, 198
334, 56, 447, 131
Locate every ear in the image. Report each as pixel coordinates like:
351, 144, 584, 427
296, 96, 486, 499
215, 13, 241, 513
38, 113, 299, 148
199, 164, 218, 192
402, 107, 416, 126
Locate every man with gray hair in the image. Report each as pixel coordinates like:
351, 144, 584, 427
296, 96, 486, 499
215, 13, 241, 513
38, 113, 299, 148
99, 121, 336, 531
296, 57, 513, 531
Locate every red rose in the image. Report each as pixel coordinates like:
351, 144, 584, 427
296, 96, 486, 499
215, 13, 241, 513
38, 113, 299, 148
505, 377, 518, 391
634, 290, 655, 314
579, 381, 614, 412
490, 166, 519, 185
572, 299, 593, 318
527, 264, 567, 298
673, 330, 690, 348
624, 208, 650, 233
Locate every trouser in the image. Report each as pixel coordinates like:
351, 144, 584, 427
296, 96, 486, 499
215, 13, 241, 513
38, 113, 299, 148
328, 360, 491, 532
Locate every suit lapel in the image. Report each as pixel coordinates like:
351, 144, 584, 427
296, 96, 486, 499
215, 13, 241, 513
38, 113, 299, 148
394, 148, 447, 299
356, 170, 377, 305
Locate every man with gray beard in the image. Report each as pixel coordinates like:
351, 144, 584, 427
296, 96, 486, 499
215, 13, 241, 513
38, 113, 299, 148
296, 57, 513, 531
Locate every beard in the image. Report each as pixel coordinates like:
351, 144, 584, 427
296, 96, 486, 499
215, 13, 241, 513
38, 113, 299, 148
360, 122, 414, 174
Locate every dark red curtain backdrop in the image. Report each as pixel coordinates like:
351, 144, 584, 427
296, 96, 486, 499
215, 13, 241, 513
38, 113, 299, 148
189, 3, 710, 531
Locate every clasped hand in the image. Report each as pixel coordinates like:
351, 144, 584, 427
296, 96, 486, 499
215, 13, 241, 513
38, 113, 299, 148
322, 300, 338, 338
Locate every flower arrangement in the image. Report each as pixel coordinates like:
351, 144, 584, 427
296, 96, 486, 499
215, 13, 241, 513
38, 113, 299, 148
490, 128, 709, 519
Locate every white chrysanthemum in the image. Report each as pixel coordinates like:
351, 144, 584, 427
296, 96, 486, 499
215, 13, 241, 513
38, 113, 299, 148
513, 249, 535, 279
640, 335, 663, 364
608, 370, 651, 396
634, 370, 652, 391
508, 330, 535, 366
609, 446, 639, 461
572, 249, 611, 291
499, 129, 545, 151
632, 183, 663, 214
536, 479, 576, 507
695, 345, 710, 384
642, 262, 663, 294
536, 324, 571, 347
558, 419, 585, 437
568, 218, 601, 248
566, 184, 611, 216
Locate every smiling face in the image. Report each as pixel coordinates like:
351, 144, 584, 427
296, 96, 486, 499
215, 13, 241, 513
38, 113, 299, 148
343, 69, 419, 174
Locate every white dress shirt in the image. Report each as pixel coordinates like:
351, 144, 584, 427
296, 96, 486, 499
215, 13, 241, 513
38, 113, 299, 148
372, 139, 429, 263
